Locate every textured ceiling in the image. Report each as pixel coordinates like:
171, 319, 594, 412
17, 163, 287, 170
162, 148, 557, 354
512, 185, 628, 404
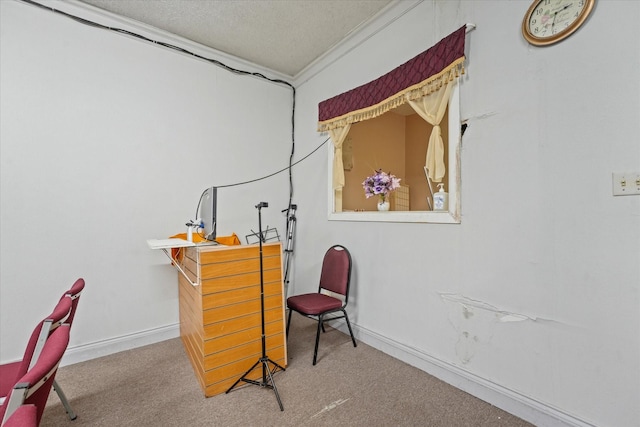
77, 0, 394, 77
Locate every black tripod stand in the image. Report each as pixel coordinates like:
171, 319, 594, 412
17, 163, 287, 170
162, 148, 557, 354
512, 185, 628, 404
282, 204, 297, 298
226, 201, 286, 411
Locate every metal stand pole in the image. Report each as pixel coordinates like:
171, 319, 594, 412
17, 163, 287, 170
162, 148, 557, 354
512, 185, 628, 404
226, 202, 285, 411
282, 204, 297, 298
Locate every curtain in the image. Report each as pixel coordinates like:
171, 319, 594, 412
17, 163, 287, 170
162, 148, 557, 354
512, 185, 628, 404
406, 78, 455, 182
318, 25, 466, 132
329, 124, 351, 213
329, 124, 352, 191
317, 25, 467, 210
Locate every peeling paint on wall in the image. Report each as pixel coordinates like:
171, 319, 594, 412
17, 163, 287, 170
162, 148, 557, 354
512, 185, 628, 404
439, 292, 542, 323
439, 292, 558, 365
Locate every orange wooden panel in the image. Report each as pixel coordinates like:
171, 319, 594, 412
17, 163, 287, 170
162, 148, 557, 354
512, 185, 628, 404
204, 350, 286, 397
201, 268, 281, 295
182, 333, 204, 371
206, 347, 286, 386
178, 274, 202, 313
181, 247, 200, 283
201, 281, 283, 311
203, 320, 283, 356
178, 298, 202, 333
181, 335, 205, 390
200, 245, 261, 264
176, 242, 286, 397
259, 243, 281, 257
178, 278, 203, 329
202, 284, 257, 311
181, 257, 199, 284
179, 301, 204, 354
203, 346, 287, 392
198, 242, 281, 264
200, 256, 280, 280
183, 246, 198, 262
202, 294, 283, 326
203, 308, 282, 339
204, 333, 284, 371
179, 271, 202, 299
179, 290, 201, 330
179, 295, 204, 343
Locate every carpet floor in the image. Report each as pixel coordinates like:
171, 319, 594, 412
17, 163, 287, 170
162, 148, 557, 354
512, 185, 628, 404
41, 316, 534, 426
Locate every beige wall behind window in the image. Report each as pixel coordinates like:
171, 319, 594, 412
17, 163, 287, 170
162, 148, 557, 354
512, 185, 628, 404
342, 109, 448, 212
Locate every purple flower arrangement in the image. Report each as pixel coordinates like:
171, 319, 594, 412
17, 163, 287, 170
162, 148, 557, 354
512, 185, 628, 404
362, 169, 401, 203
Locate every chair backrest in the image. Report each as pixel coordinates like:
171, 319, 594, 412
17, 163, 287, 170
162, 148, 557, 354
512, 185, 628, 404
1, 404, 37, 427
20, 296, 72, 375
0, 324, 71, 425
62, 278, 85, 327
318, 245, 352, 301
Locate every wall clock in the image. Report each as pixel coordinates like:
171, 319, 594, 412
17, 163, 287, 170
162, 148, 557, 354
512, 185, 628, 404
522, 0, 595, 46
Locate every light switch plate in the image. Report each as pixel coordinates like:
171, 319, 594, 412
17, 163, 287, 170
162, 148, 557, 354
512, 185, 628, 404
612, 172, 640, 196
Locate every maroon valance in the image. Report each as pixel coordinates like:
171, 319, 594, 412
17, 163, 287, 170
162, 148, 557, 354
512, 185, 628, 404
318, 25, 466, 132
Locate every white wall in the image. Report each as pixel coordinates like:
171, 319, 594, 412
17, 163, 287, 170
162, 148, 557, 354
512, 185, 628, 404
1, 1, 638, 426
292, 1, 639, 427
0, 0, 293, 359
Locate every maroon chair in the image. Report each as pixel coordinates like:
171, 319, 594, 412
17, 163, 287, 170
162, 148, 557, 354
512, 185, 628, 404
0, 324, 71, 425
0, 278, 84, 420
286, 245, 357, 365
2, 404, 37, 427
62, 278, 84, 326
0, 297, 72, 403
51, 278, 85, 420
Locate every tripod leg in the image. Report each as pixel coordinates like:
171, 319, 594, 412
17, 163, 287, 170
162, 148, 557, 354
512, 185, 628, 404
225, 358, 261, 393
268, 357, 286, 373
264, 360, 284, 411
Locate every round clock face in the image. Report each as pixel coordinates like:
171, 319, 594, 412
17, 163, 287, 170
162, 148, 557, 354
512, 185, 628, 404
523, 0, 595, 46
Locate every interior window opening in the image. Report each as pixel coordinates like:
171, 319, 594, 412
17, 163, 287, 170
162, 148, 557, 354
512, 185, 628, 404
340, 105, 449, 213
328, 82, 461, 224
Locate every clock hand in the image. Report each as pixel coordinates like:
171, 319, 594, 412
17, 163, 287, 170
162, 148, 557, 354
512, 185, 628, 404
556, 3, 572, 13
551, 4, 571, 28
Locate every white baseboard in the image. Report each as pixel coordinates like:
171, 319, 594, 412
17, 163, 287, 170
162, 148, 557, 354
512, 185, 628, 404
328, 320, 596, 427
60, 323, 180, 367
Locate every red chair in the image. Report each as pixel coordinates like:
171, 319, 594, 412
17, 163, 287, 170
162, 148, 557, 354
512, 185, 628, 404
62, 278, 84, 326
1, 404, 37, 427
0, 278, 83, 419
0, 324, 71, 426
51, 278, 85, 420
0, 297, 72, 404
286, 245, 357, 365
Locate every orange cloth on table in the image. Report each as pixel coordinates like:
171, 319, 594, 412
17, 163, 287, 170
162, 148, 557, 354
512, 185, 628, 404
215, 233, 242, 246
168, 232, 241, 260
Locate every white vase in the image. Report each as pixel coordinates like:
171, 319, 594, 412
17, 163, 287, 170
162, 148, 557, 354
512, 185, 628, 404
377, 201, 390, 211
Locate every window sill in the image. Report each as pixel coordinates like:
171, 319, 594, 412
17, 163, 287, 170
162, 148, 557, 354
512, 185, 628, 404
328, 210, 460, 224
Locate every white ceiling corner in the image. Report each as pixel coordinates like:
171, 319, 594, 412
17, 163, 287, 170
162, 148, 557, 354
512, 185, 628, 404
76, 0, 395, 78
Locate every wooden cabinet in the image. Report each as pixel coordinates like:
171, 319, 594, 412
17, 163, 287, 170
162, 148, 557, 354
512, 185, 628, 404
176, 242, 287, 397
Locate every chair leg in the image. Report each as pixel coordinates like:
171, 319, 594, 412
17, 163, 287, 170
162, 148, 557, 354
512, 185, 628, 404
342, 309, 357, 348
286, 308, 293, 339
53, 379, 77, 420
313, 314, 324, 366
